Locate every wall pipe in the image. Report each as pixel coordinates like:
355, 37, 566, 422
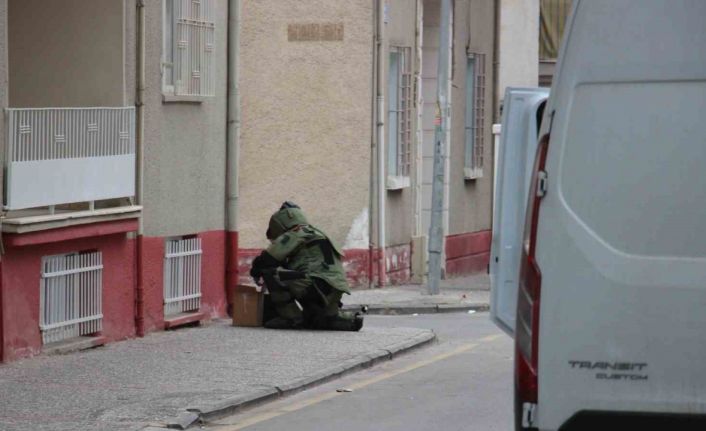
0, 0, 6, 360
226, 0, 241, 295
368, 2, 379, 290
492, 0, 500, 122
410, 0, 426, 285
135, 0, 146, 336
375, 0, 386, 288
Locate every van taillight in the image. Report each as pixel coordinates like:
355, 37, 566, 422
516, 251, 541, 403
516, 134, 550, 405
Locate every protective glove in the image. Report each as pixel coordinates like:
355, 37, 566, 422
249, 251, 280, 281
250, 255, 263, 279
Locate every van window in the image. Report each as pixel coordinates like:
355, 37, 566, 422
559, 81, 706, 258
535, 101, 546, 137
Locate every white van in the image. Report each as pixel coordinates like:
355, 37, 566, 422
491, 1, 706, 429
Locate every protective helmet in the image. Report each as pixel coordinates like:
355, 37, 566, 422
266, 203, 309, 240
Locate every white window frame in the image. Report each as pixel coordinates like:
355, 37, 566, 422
162, 0, 216, 102
162, 0, 176, 96
464, 52, 486, 179
387, 47, 413, 190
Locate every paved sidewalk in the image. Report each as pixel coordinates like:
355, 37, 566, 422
0, 274, 488, 431
0, 320, 434, 431
343, 273, 490, 314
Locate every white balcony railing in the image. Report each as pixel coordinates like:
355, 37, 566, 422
5, 107, 136, 210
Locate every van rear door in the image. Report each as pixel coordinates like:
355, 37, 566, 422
490, 87, 548, 337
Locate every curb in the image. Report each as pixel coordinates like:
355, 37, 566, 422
342, 302, 489, 315
155, 329, 436, 429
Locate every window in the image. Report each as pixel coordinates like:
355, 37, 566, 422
464, 52, 486, 179
387, 47, 413, 187
539, 0, 573, 60
163, 0, 216, 98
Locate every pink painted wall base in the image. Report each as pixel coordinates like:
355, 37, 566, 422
0, 224, 229, 363
1, 222, 137, 363
445, 230, 492, 276
138, 230, 228, 334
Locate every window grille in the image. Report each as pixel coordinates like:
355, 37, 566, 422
163, 0, 216, 97
388, 47, 413, 178
164, 237, 202, 316
40, 251, 103, 344
464, 52, 486, 178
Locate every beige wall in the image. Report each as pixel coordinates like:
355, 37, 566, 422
8, 0, 125, 108
448, 0, 496, 235
498, 0, 539, 100
142, 0, 228, 237
239, 0, 373, 249
384, 0, 418, 247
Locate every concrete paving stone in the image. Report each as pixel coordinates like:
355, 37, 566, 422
363, 348, 396, 362
0, 320, 432, 431
337, 356, 379, 372
273, 363, 351, 395
274, 374, 324, 394
436, 303, 490, 313
188, 387, 280, 422
387, 331, 436, 356
164, 411, 199, 430
366, 305, 439, 315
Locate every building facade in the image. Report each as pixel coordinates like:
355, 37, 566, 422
0, 0, 142, 362
0, 0, 231, 363
0, 0, 537, 363
238, 0, 508, 288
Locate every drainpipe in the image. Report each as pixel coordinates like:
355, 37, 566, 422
492, 0, 500, 122
226, 0, 241, 296
135, 0, 146, 336
375, 0, 386, 288
368, 3, 378, 290
413, 0, 423, 238
0, 0, 5, 359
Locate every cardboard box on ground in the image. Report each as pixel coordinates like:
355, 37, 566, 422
230, 284, 265, 327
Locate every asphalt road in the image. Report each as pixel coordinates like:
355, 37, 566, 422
206, 312, 514, 431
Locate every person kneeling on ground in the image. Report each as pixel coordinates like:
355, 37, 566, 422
250, 202, 364, 331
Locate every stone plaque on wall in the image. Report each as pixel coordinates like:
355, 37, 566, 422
288, 23, 344, 42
